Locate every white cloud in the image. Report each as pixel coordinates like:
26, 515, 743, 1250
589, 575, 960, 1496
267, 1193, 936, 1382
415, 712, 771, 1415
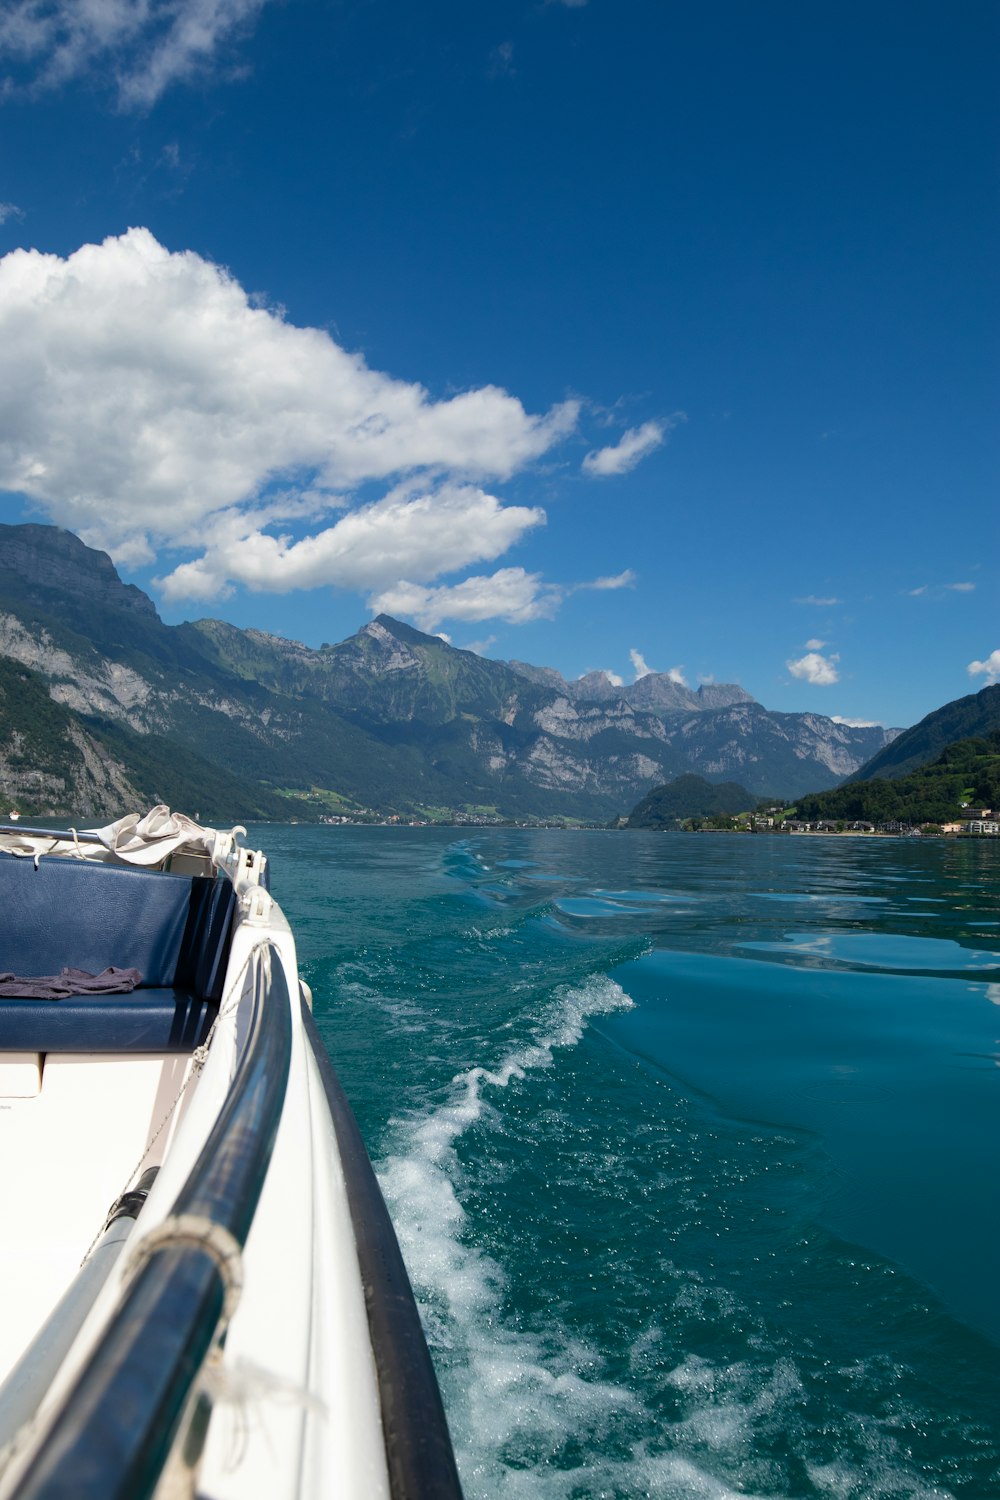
832, 715, 881, 728
0, 0, 271, 109
805, 638, 826, 650
909, 581, 975, 598
582, 415, 683, 477
369, 568, 560, 632
461, 634, 497, 656
157, 483, 546, 601
580, 569, 636, 591
628, 650, 687, 687
968, 650, 1000, 686
787, 651, 840, 685
488, 41, 515, 77
793, 595, 842, 606
0, 203, 23, 224
0, 229, 578, 600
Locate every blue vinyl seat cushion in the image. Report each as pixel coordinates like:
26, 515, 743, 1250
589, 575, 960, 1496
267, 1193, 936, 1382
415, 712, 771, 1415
0, 989, 217, 1054
0, 854, 236, 1053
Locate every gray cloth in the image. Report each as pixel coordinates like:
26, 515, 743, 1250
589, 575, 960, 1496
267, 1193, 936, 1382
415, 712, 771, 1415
0, 967, 143, 1000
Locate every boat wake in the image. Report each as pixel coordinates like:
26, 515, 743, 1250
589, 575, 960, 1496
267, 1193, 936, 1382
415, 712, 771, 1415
375, 976, 814, 1499
375, 965, 967, 1500
376, 975, 650, 1496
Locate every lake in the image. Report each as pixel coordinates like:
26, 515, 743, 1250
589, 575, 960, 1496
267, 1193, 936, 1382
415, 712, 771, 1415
254, 825, 1000, 1499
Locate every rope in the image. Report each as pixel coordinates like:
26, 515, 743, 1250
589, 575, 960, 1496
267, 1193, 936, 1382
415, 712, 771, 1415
125, 1216, 244, 1330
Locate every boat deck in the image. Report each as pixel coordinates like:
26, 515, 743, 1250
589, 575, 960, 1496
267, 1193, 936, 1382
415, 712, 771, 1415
0, 1052, 197, 1384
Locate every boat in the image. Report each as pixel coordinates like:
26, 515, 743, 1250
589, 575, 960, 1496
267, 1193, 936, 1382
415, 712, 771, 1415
0, 807, 463, 1500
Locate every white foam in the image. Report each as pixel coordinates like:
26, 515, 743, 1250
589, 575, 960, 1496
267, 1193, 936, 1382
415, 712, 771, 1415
377, 976, 646, 1494
807, 1459, 954, 1499
666, 1354, 804, 1452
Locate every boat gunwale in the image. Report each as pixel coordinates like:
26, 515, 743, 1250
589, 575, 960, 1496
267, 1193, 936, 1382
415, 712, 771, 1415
301, 1001, 464, 1500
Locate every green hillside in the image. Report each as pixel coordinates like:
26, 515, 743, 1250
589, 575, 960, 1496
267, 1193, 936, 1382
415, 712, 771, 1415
851, 684, 1000, 782
626, 773, 754, 829
796, 733, 1000, 825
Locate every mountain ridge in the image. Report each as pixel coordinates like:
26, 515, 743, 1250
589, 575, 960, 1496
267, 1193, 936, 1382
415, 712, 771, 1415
0, 523, 902, 819
848, 683, 1000, 783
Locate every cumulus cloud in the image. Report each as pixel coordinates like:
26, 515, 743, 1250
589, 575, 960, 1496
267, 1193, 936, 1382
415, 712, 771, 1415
157, 483, 546, 602
0, 203, 23, 224
582, 415, 683, 478
832, 715, 881, 728
793, 595, 842, 606
787, 651, 840, 685
805, 638, 826, 650
968, 650, 1000, 686
0, 229, 578, 607
0, 0, 271, 109
369, 568, 560, 632
627, 648, 684, 684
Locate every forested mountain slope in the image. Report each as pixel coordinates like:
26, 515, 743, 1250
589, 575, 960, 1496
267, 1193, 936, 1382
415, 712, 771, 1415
798, 732, 1000, 825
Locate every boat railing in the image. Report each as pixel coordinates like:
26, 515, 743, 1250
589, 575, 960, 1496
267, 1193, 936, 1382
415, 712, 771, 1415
0, 823, 107, 845
6, 942, 292, 1500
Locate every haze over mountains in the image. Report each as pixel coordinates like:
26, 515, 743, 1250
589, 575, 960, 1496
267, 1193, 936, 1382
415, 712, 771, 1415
0, 524, 903, 822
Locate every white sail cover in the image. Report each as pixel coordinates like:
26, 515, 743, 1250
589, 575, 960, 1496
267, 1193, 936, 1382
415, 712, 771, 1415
85, 805, 228, 866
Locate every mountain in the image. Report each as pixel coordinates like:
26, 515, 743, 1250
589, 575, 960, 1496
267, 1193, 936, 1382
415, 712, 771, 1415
0, 655, 296, 822
848, 684, 1000, 782
796, 731, 1000, 825
0, 524, 902, 821
625, 774, 754, 829
507, 660, 754, 715
661, 701, 897, 801
190, 612, 696, 816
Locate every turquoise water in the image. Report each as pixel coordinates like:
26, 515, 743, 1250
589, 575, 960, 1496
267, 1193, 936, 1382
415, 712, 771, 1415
254, 826, 1000, 1499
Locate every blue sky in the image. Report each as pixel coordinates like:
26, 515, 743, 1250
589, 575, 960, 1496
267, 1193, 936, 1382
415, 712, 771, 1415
0, 1, 995, 729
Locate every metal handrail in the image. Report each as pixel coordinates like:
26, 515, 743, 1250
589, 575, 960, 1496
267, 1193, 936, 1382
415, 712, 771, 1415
9, 945, 292, 1500
0, 824, 106, 845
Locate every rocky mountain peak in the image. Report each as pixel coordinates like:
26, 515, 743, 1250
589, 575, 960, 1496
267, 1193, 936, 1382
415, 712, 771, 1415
0, 524, 158, 620
366, 614, 444, 649
694, 682, 756, 711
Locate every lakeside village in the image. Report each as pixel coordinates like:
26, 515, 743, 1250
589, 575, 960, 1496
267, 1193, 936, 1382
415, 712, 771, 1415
311, 805, 1000, 835
682, 805, 1000, 837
